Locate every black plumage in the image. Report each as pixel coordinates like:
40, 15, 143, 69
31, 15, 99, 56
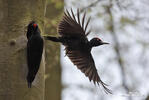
26, 21, 36, 40
45, 9, 111, 94
26, 21, 44, 88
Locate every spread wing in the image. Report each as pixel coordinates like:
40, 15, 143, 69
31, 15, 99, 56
58, 9, 91, 37
66, 48, 112, 94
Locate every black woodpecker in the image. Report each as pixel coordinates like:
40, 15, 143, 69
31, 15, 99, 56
26, 21, 44, 88
44, 9, 111, 94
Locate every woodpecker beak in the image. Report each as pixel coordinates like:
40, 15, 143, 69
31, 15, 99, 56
101, 42, 109, 45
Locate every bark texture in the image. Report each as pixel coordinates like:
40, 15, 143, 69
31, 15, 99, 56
0, 0, 46, 100
44, 0, 63, 100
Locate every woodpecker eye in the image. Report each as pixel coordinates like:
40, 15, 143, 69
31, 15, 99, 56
33, 24, 37, 28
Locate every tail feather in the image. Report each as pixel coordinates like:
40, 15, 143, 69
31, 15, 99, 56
28, 82, 32, 88
27, 74, 34, 88
99, 79, 112, 94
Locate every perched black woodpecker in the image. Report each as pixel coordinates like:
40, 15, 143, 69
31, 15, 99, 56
26, 21, 44, 88
44, 9, 112, 94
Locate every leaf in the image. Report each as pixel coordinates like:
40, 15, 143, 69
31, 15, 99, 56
120, 17, 136, 25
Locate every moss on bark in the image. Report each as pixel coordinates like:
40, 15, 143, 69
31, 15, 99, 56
0, 0, 46, 100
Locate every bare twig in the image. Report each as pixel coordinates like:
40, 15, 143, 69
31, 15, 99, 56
107, 1, 132, 100
80, 0, 104, 13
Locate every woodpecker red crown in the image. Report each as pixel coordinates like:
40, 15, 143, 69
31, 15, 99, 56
95, 37, 102, 41
33, 24, 37, 28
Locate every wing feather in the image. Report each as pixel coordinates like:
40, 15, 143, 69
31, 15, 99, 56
58, 9, 111, 94
58, 9, 91, 37
65, 48, 112, 94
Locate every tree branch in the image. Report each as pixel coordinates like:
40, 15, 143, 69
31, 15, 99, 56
80, 0, 104, 13
107, 1, 132, 100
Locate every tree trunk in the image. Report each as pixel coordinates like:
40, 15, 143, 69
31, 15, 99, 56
0, 0, 46, 100
44, 0, 63, 100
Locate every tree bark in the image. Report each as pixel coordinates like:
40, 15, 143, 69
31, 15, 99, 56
0, 0, 46, 100
44, 0, 63, 100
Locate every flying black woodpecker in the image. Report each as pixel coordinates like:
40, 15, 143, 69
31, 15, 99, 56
26, 21, 44, 88
44, 9, 111, 94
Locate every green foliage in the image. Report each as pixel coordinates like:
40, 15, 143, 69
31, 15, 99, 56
106, 24, 113, 31
47, 0, 63, 9
97, 12, 103, 18
120, 17, 136, 26
55, 1, 63, 9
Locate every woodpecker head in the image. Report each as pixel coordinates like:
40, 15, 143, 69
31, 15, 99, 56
89, 37, 109, 47
27, 21, 38, 31
27, 21, 38, 39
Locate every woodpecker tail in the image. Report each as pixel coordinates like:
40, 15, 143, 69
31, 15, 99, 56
28, 82, 32, 88
27, 74, 35, 88
44, 36, 61, 42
